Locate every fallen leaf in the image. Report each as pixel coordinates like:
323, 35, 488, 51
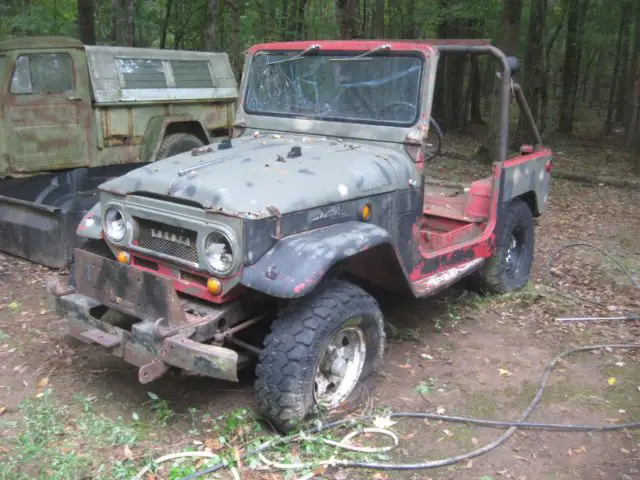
636, 385, 640, 392
436, 406, 446, 414
465, 459, 473, 469
36, 377, 49, 388
205, 438, 222, 451
513, 454, 528, 462
35, 392, 44, 398
0, 406, 6, 416
498, 368, 512, 377
608, 377, 617, 386
373, 473, 388, 479
615, 361, 625, 367
471, 437, 479, 446
398, 363, 411, 369
621, 448, 630, 454
123, 445, 133, 460
420, 354, 433, 360
443, 429, 453, 437
373, 416, 397, 429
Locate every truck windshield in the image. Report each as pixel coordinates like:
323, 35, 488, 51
244, 52, 423, 126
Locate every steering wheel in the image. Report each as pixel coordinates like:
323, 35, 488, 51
375, 101, 418, 121
424, 117, 443, 162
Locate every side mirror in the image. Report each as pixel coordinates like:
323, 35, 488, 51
507, 56, 520, 76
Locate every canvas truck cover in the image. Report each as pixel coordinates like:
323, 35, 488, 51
85, 45, 238, 104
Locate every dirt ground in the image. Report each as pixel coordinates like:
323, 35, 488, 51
1, 144, 639, 480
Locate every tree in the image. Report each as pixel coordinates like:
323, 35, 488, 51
523, 0, 547, 127
558, 0, 583, 133
625, 6, 640, 149
336, 0, 360, 39
112, 0, 135, 46
477, 0, 523, 161
77, 0, 96, 45
204, 0, 220, 51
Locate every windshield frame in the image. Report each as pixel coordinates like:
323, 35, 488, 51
242, 49, 425, 129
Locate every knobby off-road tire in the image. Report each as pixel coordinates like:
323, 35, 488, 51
472, 199, 535, 293
156, 133, 204, 160
255, 280, 386, 432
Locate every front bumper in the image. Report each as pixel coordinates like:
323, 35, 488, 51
51, 249, 241, 383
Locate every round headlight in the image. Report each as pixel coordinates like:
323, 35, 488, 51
104, 207, 126, 243
204, 231, 235, 274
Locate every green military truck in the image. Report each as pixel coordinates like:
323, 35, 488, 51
0, 36, 238, 268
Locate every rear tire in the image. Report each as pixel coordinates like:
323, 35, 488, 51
471, 199, 534, 293
255, 280, 385, 432
156, 133, 205, 160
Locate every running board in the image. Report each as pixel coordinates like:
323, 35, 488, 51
412, 258, 484, 297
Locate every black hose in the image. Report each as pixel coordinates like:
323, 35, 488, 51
180, 343, 640, 478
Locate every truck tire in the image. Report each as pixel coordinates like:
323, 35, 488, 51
156, 133, 204, 160
255, 280, 385, 432
471, 199, 534, 293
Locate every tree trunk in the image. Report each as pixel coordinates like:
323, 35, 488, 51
605, 12, 626, 134
558, 0, 581, 133
293, 0, 308, 39
477, 0, 523, 161
469, 56, 483, 124
373, 0, 385, 38
112, 0, 135, 46
589, 47, 604, 106
336, 0, 360, 39
77, 0, 96, 45
615, 3, 631, 122
203, 0, 220, 50
229, 0, 241, 78
625, 10, 640, 148
160, 0, 173, 49
522, 0, 547, 128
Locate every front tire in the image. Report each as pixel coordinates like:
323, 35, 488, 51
472, 199, 535, 293
255, 280, 385, 432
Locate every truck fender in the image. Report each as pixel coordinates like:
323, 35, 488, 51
139, 115, 210, 163
76, 202, 103, 240
240, 221, 398, 298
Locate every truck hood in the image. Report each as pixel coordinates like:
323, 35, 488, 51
99, 134, 410, 218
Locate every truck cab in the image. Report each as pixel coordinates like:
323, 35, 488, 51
0, 36, 238, 268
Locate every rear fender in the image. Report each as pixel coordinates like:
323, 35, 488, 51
240, 221, 402, 298
139, 115, 210, 163
76, 202, 103, 240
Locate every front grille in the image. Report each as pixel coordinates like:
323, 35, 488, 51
136, 218, 198, 264
179, 270, 208, 286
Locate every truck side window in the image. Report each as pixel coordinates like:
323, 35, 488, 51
10, 53, 74, 95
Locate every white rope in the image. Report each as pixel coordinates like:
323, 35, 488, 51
132, 451, 225, 480
257, 427, 399, 471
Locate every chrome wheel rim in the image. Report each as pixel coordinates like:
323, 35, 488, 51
313, 325, 366, 409
505, 230, 523, 276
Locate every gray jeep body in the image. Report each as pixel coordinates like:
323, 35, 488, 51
50, 39, 552, 403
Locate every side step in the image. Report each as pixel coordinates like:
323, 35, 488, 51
412, 258, 484, 297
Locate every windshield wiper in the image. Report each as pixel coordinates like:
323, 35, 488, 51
330, 43, 392, 62
266, 44, 322, 66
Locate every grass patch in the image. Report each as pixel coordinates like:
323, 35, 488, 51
0, 390, 143, 480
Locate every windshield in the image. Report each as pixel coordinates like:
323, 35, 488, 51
244, 52, 423, 126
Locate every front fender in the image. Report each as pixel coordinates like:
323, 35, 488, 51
76, 202, 103, 239
240, 221, 394, 298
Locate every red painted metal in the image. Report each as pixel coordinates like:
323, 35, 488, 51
248, 40, 437, 56
130, 252, 244, 304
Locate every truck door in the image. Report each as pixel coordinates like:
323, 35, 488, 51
2, 49, 92, 174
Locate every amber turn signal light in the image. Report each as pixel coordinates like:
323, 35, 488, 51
360, 204, 371, 221
207, 277, 222, 295
116, 250, 130, 264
